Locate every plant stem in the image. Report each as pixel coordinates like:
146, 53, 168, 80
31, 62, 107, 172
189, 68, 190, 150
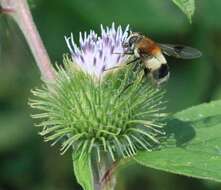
0, 0, 55, 81
98, 157, 131, 190
100, 162, 117, 190
93, 154, 117, 190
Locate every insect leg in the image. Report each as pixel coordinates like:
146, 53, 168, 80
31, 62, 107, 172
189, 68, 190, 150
104, 57, 140, 72
112, 52, 134, 55
119, 60, 144, 95
104, 65, 122, 71
143, 67, 150, 77
126, 57, 140, 65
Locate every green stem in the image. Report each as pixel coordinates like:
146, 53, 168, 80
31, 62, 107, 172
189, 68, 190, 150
0, 0, 55, 81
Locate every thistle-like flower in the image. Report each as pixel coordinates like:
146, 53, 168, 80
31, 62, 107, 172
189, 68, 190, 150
30, 23, 167, 161
65, 23, 129, 79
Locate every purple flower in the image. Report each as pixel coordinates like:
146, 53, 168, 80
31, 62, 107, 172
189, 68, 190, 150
65, 23, 130, 78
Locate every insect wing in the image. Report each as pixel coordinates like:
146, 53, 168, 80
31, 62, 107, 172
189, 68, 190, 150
159, 43, 202, 59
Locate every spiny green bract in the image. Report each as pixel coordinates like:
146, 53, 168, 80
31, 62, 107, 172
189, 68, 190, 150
29, 57, 167, 161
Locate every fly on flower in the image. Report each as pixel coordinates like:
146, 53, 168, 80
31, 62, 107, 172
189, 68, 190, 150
30, 23, 168, 161
121, 32, 202, 85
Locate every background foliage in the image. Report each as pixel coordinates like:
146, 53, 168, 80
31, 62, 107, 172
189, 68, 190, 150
0, 0, 221, 190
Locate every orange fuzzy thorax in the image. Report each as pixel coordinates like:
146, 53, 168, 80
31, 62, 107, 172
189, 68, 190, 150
136, 37, 162, 56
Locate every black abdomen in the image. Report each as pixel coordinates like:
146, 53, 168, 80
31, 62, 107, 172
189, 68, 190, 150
152, 64, 170, 84
158, 64, 169, 79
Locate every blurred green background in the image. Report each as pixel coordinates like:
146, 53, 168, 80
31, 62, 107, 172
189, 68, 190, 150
0, 0, 221, 189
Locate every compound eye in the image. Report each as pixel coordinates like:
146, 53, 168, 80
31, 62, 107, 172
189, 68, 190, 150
122, 42, 129, 49
128, 36, 138, 47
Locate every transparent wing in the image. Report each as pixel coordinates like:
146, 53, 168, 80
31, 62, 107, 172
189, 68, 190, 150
158, 43, 202, 59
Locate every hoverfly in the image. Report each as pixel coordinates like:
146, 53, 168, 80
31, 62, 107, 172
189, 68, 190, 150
122, 32, 202, 85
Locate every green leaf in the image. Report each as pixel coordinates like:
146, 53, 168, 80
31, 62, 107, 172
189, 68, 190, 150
73, 153, 94, 190
135, 100, 221, 182
172, 0, 195, 23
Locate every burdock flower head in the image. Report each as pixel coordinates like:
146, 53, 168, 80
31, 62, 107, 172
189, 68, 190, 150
65, 23, 129, 79
30, 23, 167, 161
